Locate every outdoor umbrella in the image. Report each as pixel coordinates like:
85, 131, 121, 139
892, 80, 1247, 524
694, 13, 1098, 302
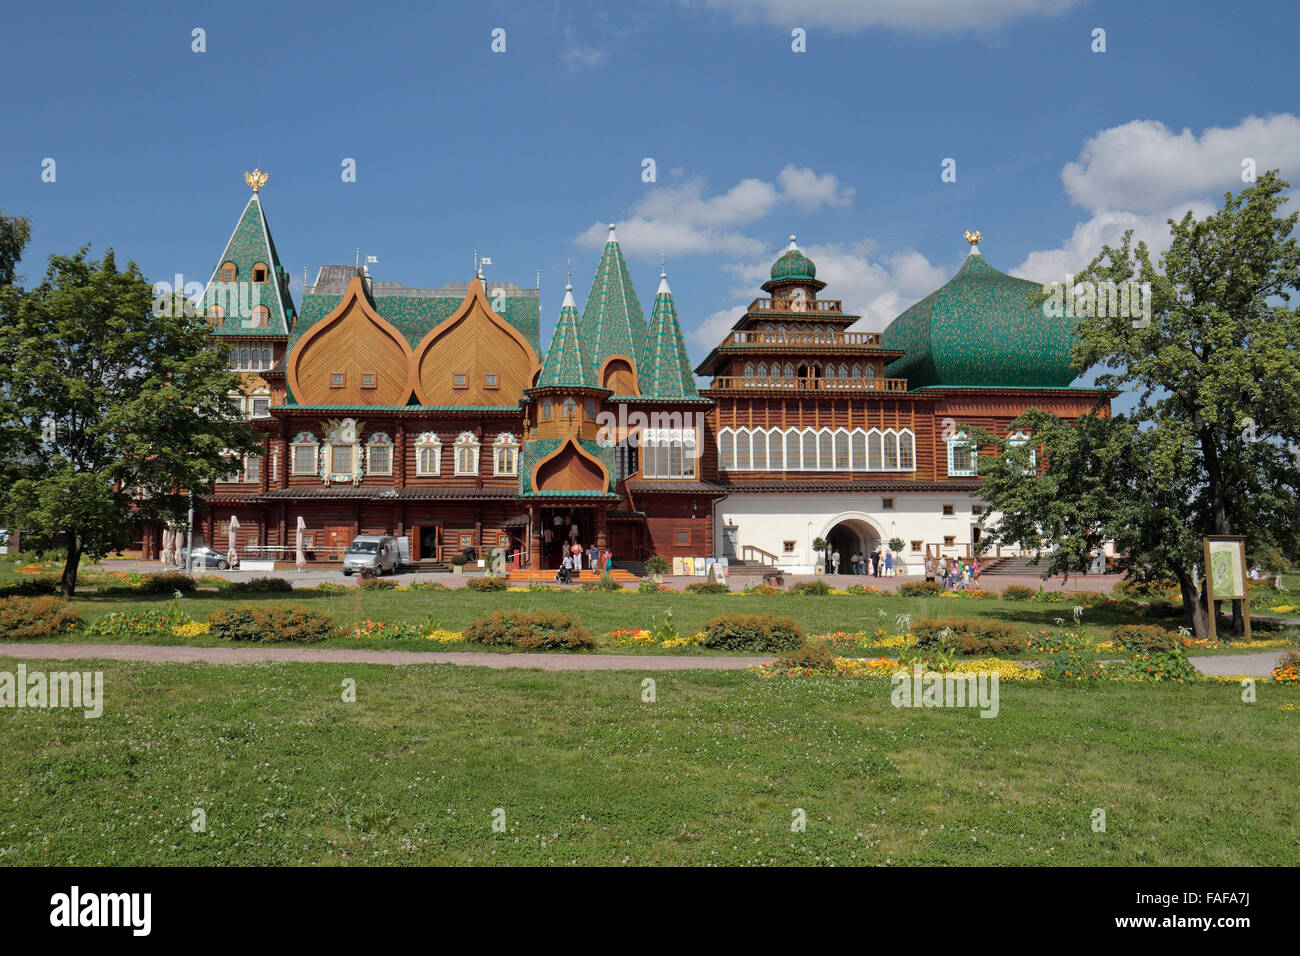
295, 516, 306, 572
227, 516, 240, 568
160, 528, 172, 568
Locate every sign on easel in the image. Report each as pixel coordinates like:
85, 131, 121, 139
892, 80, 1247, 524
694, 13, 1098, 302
1203, 535, 1251, 642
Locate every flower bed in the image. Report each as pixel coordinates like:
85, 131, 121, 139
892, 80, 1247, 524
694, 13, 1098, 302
347, 620, 424, 640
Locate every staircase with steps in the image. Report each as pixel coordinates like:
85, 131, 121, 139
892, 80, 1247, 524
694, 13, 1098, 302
980, 555, 1050, 576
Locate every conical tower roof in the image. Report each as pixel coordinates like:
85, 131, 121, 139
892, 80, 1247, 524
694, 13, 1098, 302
579, 223, 650, 392
537, 284, 592, 388
201, 191, 296, 335
644, 272, 700, 399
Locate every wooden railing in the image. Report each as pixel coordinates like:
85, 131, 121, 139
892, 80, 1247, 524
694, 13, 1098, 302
722, 330, 882, 347
748, 298, 842, 313
709, 376, 909, 393
742, 545, 780, 567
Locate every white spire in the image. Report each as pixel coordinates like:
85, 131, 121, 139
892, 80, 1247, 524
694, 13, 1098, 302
561, 282, 576, 309
657, 271, 671, 295
607, 222, 617, 244
788, 234, 798, 250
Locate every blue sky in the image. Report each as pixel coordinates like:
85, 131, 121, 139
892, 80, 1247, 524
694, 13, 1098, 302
4, 0, 1297, 380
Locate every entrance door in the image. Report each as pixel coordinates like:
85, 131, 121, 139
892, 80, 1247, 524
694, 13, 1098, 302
417, 525, 440, 560
722, 524, 739, 559
322, 525, 352, 561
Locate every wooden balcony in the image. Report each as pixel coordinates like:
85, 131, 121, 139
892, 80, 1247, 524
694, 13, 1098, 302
747, 297, 843, 314
708, 376, 909, 393
721, 329, 883, 348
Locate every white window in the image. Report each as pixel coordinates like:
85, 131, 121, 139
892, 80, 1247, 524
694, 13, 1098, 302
645, 429, 696, 479
868, 430, 883, 470
290, 432, 318, 475
415, 432, 442, 476
330, 445, 354, 475
768, 430, 783, 470
898, 430, 915, 471
493, 433, 519, 476
229, 393, 246, 418
454, 431, 480, 476
719, 430, 735, 471
801, 431, 817, 470
851, 430, 866, 470
367, 432, 393, 476
219, 452, 240, 483
735, 430, 751, 470
818, 431, 833, 470
752, 428, 767, 470
947, 432, 977, 476
244, 456, 261, 483
833, 429, 849, 470
785, 429, 801, 470
1007, 431, 1036, 473
884, 431, 899, 470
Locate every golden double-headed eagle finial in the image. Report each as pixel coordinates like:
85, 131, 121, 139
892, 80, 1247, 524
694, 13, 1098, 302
964, 230, 982, 246
244, 168, 269, 193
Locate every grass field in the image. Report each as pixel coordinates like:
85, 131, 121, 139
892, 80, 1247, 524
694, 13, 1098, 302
1, 658, 1296, 866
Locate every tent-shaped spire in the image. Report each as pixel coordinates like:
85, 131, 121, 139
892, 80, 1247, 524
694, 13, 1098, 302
579, 223, 650, 389
644, 271, 700, 399
201, 188, 296, 336
537, 284, 591, 387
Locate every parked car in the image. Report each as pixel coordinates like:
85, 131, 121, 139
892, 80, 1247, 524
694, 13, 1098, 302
342, 535, 400, 576
181, 546, 230, 570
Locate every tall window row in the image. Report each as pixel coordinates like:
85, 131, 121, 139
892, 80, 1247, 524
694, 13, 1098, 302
280, 431, 520, 480
718, 427, 915, 472
640, 429, 697, 479
741, 361, 875, 388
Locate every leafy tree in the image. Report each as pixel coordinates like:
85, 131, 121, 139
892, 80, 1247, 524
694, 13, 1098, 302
0, 211, 31, 287
0, 246, 257, 596
970, 172, 1300, 636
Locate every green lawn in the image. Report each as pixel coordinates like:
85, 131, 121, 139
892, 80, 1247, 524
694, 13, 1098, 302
1, 659, 1296, 865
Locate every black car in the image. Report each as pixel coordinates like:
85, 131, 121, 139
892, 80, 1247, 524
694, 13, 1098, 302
180, 546, 230, 570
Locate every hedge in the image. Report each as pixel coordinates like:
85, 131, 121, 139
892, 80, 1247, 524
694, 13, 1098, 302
0, 596, 81, 640
208, 603, 338, 643
463, 610, 594, 650
912, 617, 1025, 654
697, 613, 805, 652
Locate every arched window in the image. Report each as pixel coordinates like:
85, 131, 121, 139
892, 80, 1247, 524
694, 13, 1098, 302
220, 262, 237, 282
783, 362, 795, 384
415, 432, 442, 476
541, 399, 553, 420
802, 431, 818, 470
719, 430, 735, 471
250, 305, 270, 328
743, 363, 755, 385
818, 430, 833, 470
493, 433, 519, 476
252, 262, 268, 283
735, 430, 751, 470
262, 348, 273, 368
207, 304, 224, 327
239, 347, 250, 369
756, 363, 767, 379
868, 430, 883, 470
851, 365, 862, 380
864, 364, 876, 379
884, 431, 899, 470
785, 429, 801, 470
454, 432, 480, 476
850, 430, 867, 470
767, 430, 783, 470
1007, 431, 1036, 473
839, 363, 849, 379
833, 430, 850, 470
898, 430, 915, 471
562, 397, 576, 418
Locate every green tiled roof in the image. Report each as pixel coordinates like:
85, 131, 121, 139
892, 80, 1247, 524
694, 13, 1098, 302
519, 437, 616, 494
536, 286, 591, 387
770, 245, 816, 282
882, 253, 1081, 389
202, 195, 296, 336
579, 228, 650, 392
643, 274, 700, 399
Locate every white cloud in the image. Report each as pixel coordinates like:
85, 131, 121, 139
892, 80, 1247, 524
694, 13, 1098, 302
689, 306, 748, 347
698, 0, 1079, 33
561, 28, 608, 70
576, 165, 854, 256
1061, 115, 1300, 213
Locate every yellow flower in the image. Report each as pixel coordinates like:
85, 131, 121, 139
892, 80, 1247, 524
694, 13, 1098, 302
423, 629, 464, 643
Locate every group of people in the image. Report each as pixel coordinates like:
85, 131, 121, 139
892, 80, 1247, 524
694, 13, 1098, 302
925, 555, 980, 589
547, 512, 613, 584
830, 549, 894, 576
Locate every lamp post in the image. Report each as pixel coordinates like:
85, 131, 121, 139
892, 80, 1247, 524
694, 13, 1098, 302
185, 491, 196, 577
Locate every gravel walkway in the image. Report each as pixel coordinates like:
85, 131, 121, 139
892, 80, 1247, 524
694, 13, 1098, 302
0, 643, 767, 671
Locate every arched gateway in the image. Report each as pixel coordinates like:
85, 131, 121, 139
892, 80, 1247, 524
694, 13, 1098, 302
823, 516, 882, 568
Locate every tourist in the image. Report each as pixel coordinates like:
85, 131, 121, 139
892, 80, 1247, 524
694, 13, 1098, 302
556, 552, 573, 585
570, 540, 582, 573
972, 557, 981, 585
939, 558, 948, 588
570, 517, 580, 540
853, 551, 863, 575
925, 556, 935, 582
542, 525, 553, 559
831, 550, 841, 574
884, 550, 893, 576
588, 542, 599, 571
604, 548, 614, 572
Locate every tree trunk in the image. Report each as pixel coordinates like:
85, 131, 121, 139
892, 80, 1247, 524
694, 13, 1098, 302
1231, 599, 1245, 637
1176, 569, 1209, 638
60, 532, 83, 599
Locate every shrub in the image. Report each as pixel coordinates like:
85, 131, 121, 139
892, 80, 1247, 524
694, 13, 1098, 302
790, 579, 831, 596
358, 577, 397, 591
1112, 624, 1178, 653
644, 555, 670, 576
139, 571, 197, 595
450, 555, 468, 567
898, 581, 943, 597
843, 583, 885, 595
463, 610, 594, 650
685, 582, 730, 594
223, 576, 293, 593
697, 613, 805, 652
85, 608, 186, 639
1113, 648, 1202, 682
578, 572, 622, 592
0, 575, 62, 597
912, 617, 1025, 654
408, 580, 449, 592
774, 637, 840, 672
1273, 650, 1300, 685
1000, 584, 1036, 601
466, 577, 507, 592
208, 602, 338, 643
314, 581, 347, 593
638, 577, 666, 594
0, 596, 80, 640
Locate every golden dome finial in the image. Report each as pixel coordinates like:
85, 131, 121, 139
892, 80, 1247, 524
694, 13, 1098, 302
244, 169, 269, 194
964, 229, 982, 246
